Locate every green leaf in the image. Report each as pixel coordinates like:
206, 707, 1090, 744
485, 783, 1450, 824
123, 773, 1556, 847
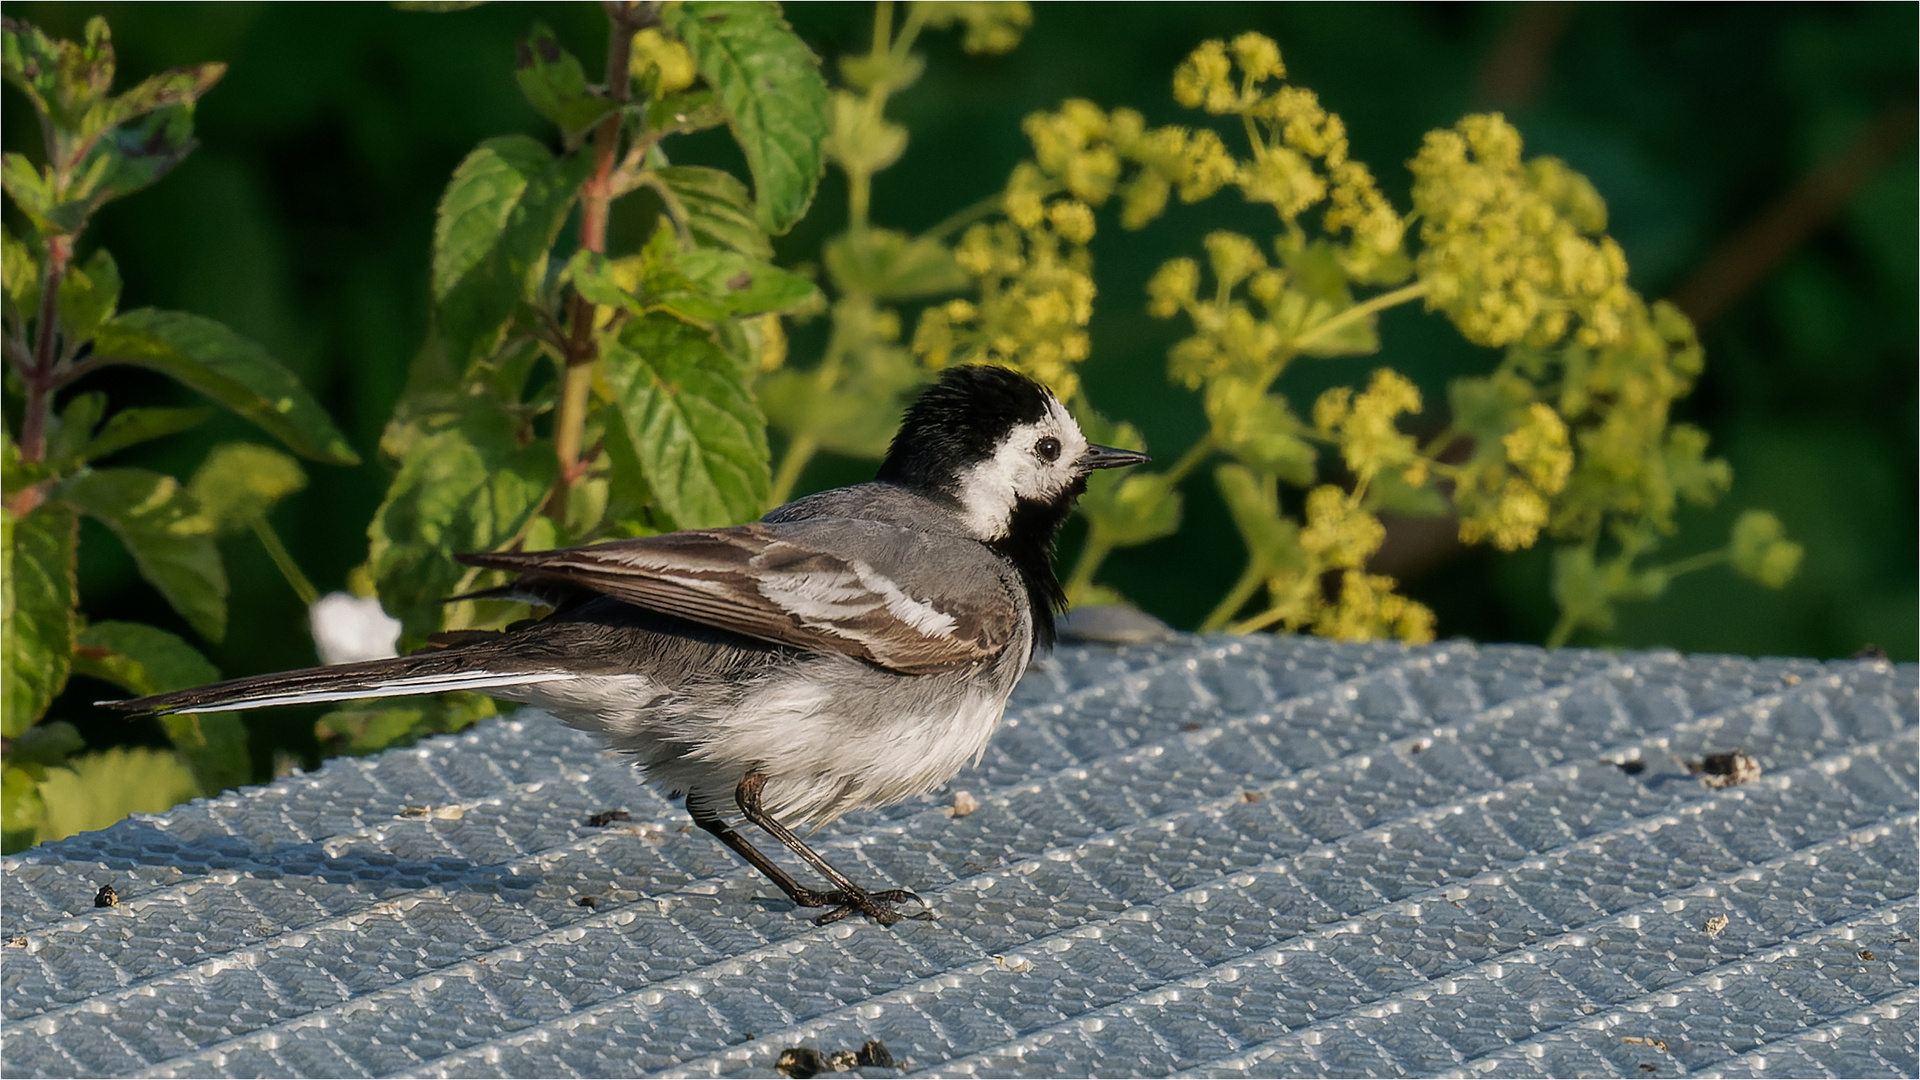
8, 720, 84, 767
645, 88, 728, 137
1364, 467, 1449, 517
55, 247, 120, 346
664, 1, 830, 235
79, 405, 214, 462
72, 620, 247, 793
1, 16, 113, 136
2, 503, 78, 737
433, 135, 591, 367
655, 165, 772, 260
2, 766, 46, 853
566, 249, 641, 310
365, 405, 557, 644
315, 692, 495, 757
187, 442, 307, 536
2, 223, 41, 325
823, 87, 907, 175
823, 229, 968, 300
601, 315, 770, 529
1550, 544, 1614, 637
62, 467, 226, 641
34, 746, 199, 845
45, 391, 107, 467
0, 153, 68, 234
513, 23, 617, 137
92, 309, 360, 465
1214, 464, 1304, 574
1076, 408, 1180, 550
673, 248, 818, 316
1204, 381, 1317, 487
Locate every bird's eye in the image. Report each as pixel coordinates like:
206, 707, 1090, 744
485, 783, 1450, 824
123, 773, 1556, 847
1035, 436, 1062, 462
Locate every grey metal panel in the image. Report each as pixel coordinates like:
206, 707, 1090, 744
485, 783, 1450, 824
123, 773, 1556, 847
2, 636, 1914, 1078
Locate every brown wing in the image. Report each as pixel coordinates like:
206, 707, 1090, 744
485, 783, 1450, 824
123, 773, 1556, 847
456, 524, 1016, 674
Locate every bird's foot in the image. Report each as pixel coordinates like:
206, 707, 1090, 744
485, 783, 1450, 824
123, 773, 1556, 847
804, 887, 930, 927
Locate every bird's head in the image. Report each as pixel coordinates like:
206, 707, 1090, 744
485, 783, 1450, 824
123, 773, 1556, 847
876, 365, 1149, 543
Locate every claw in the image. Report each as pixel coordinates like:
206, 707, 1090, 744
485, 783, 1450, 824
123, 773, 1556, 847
805, 888, 930, 927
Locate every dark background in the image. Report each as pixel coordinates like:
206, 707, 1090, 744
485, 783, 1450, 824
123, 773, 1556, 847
6, 3, 1915, 768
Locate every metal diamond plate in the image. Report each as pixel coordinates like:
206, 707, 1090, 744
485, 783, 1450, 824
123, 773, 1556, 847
3, 637, 1915, 1078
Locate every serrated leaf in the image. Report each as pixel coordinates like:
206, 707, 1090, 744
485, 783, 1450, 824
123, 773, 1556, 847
2, 223, 41, 324
2, 503, 78, 737
1205, 381, 1317, 487
601, 315, 769, 529
566, 248, 641, 310
664, 1, 830, 235
79, 405, 214, 462
92, 309, 359, 465
822, 229, 968, 300
187, 442, 307, 536
364, 406, 557, 644
1, 16, 113, 136
62, 467, 226, 641
655, 165, 771, 260
55, 247, 119, 346
0, 153, 66, 233
72, 620, 246, 793
673, 248, 818, 316
45, 391, 107, 467
514, 23, 617, 137
34, 746, 200, 845
433, 135, 591, 367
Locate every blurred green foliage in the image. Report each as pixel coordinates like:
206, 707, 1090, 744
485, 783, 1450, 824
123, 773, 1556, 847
1, 5, 1912, 832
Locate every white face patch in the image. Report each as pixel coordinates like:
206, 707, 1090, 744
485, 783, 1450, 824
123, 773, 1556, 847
951, 395, 1090, 540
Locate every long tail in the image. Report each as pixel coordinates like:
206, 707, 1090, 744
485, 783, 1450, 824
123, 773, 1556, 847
100, 649, 572, 716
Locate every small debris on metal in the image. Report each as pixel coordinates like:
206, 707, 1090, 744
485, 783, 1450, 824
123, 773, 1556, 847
1705, 914, 1730, 938
1852, 644, 1889, 661
1687, 750, 1761, 789
1240, 790, 1263, 803
1606, 757, 1648, 776
1180, 722, 1203, 732
586, 810, 632, 827
994, 953, 1034, 973
575, 896, 601, 909
1624, 1036, 1670, 1053
4, 936, 26, 948
1639, 1064, 1658, 1073
949, 790, 979, 818
93, 885, 118, 908
1781, 673, 1801, 686
776, 1040, 894, 1078
1859, 949, 1876, 961
1408, 738, 1431, 754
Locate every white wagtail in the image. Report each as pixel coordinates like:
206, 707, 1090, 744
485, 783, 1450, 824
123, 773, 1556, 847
109, 364, 1149, 925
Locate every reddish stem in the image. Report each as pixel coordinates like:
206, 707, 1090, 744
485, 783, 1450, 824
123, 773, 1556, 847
551, 2, 646, 510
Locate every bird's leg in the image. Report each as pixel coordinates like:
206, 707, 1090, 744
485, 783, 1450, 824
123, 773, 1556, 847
688, 796, 833, 910
726, 771, 929, 927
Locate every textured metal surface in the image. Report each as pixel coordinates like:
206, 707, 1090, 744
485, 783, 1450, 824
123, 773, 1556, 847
3, 636, 1915, 1078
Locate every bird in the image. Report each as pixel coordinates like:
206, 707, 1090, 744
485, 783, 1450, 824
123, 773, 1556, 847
106, 364, 1148, 926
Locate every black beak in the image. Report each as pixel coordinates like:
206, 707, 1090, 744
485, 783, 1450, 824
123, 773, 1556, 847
1078, 444, 1151, 471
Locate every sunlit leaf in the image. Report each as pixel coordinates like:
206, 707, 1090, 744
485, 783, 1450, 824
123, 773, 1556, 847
1, 503, 78, 737
655, 165, 771, 260
92, 309, 359, 465
34, 746, 199, 845
601, 315, 769, 529
664, 1, 830, 235
72, 620, 247, 793
187, 442, 307, 536
62, 467, 226, 641
433, 135, 591, 366
823, 229, 968, 300
79, 405, 214, 462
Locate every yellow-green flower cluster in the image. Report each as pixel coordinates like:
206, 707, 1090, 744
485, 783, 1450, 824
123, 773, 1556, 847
1017, 99, 1236, 230
911, 206, 1095, 399
1409, 114, 1635, 350
1449, 376, 1573, 552
916, 1, 1033, 56
1312, 369, 1425, 486
1169, 35, 1407, 281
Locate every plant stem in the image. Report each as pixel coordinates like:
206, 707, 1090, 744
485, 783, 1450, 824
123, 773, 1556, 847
1291, 279, 1427, 354
19, 234, 73, 466
552, 2, 642, 514
1545, 610, 1577, 649
250, 516, 319, 607
1062, 531, 1112, 605
1657, 547, 1728, 579
1160, 432, 1216, 486
1199, 561, 1267, 633
768, 433, 819, 508
1227, 604, 1291, 636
